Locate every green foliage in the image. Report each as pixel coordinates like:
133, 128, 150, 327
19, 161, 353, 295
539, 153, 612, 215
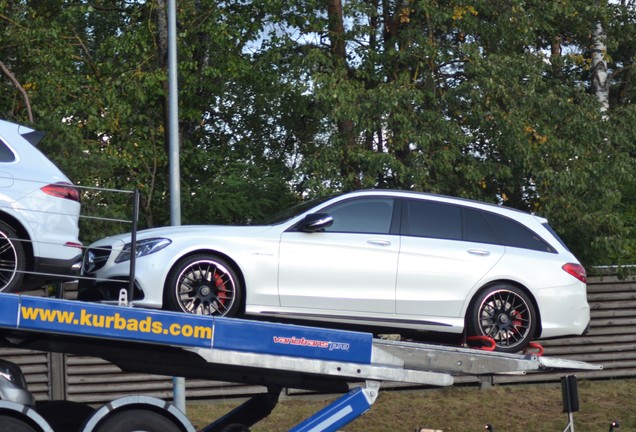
1, 0, 636, 267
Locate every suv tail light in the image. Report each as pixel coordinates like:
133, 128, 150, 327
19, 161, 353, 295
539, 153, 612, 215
562, 263, 587, 284
41, 182, 80, 203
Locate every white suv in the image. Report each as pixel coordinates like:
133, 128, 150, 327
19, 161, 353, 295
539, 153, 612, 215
0, 119, 82, 292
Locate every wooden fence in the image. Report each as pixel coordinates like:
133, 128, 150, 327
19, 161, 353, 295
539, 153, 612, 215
2, 275, 634, 402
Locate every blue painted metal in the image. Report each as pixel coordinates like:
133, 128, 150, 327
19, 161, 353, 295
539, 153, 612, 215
0, 293, 374, 363
213, 317, 373, 364
14, 295, 215, 348
288, 386, 373, 432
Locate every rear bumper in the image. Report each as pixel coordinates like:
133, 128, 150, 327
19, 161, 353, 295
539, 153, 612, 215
30, 254, 82, 280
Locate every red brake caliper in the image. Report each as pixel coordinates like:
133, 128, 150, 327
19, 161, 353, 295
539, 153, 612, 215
214, 271, 227, 306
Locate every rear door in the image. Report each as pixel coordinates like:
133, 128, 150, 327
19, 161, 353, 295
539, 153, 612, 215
396, 199, 505, 318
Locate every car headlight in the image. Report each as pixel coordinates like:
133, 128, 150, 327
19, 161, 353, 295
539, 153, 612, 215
115, 238, 172, 263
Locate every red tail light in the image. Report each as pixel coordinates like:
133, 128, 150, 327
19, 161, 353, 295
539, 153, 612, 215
562, 263, 587, 284
41, 182, 80, 203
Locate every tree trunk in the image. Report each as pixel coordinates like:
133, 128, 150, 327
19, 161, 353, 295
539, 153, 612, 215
591, 22, 609, 113
325, 0, 359, 188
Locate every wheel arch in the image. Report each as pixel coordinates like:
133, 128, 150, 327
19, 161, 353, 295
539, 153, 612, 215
466, 279, 543, 339
167, 248, 247, 314
0, 210, 34, 271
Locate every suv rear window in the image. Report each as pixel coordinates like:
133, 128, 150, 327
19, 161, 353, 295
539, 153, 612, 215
0, 139, 16, 163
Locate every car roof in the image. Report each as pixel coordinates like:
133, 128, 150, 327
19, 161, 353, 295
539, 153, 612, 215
333, 189, 547, 222
0, 119, 71, 183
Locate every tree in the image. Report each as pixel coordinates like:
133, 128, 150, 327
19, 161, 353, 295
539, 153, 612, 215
1, 0, 636, 267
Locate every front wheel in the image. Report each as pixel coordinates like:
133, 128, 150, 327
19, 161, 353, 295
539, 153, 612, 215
466, 284, 537, 353
164, 254, 242, 317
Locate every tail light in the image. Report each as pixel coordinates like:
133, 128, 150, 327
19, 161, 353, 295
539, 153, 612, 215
41, 182, 80, 203
562, 263, 587, 284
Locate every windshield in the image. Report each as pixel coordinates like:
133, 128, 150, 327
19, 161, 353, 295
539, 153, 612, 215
258, 195, 333, 225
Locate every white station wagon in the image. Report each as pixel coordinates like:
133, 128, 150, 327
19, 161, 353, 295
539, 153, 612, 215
79, 190, 590, 352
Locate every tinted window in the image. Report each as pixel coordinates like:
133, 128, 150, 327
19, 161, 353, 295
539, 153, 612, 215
463, 208, 499, 244
323, 198, 394, 234
542, 223, 569, 251
482, 212, 555, 253
0, 140, 16, 163
404, 200, 461, 240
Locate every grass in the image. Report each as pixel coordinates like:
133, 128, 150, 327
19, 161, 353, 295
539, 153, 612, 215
187, 378, 635, 431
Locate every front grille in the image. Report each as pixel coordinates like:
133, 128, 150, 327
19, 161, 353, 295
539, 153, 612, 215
83, 246, 112, 274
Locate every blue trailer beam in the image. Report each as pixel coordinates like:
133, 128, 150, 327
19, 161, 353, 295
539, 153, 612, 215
289, 383, 379, 432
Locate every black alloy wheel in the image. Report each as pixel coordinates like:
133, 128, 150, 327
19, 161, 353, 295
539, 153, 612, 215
164, 254, 242, 317
466, 284, 537, 353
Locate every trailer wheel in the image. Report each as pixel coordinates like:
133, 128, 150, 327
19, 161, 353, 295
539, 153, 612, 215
0, 414, 38, 432
0, 220, 26, 293
36, 400, 94, 431
221, 425, 251, 432
92, 408, 183, 432
164, 254, 242, 317
466, 284, 537, 353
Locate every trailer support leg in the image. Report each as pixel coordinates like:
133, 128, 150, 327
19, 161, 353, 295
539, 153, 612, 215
288, 381, 380, 432
199, 386, 281, 432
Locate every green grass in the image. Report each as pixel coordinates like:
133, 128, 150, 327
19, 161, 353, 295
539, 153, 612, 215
187, 378, 635, 431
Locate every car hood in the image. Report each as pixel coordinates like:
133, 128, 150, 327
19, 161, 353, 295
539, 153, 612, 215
90, 224, 278, 246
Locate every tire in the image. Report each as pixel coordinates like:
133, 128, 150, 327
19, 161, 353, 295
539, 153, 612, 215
0, 220, 26, 293
36, 400, 95, 432
221, 425, 251, 432
92, 409, 182, 432
164, 254, 242, 317
0, 414, 37, 432
466, 284, 537, 353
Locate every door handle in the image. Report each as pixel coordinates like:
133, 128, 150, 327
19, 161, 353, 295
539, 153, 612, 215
467, 249, 490, 256
367, 240, 391, 247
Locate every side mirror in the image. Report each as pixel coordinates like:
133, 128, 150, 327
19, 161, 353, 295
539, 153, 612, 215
296, 213, 333, 232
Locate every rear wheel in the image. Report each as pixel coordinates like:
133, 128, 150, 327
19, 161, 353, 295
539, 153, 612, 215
92, 409, 183, 432
466, 284, 537, 353
164, 254, 242, 317
0, 220, 26, 293
37, 400, 95, 431
0, 414, 37, 432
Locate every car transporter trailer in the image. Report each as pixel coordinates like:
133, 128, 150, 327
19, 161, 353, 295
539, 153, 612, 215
0, 292, 601, 432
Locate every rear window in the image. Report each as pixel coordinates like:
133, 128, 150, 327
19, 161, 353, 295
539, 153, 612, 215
542, 223, 570, 251
403, 200, 462, 240
463, 208, 500, 244
482, 212, 556, 253
0, 139, 16, 163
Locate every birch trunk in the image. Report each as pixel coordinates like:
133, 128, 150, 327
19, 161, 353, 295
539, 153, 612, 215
592, 22, 610, 113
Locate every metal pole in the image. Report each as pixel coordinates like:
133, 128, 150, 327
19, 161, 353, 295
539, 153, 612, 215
128, 188, 139, 306
168, 0, 181, 227
167, 0, 185, 413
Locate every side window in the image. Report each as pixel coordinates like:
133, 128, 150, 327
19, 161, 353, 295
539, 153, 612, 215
0, 139, 16, 163
482, 212, 556, 253
403, 200, 461, 240
323, 198, 394, 234
463, 208, 500, 244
